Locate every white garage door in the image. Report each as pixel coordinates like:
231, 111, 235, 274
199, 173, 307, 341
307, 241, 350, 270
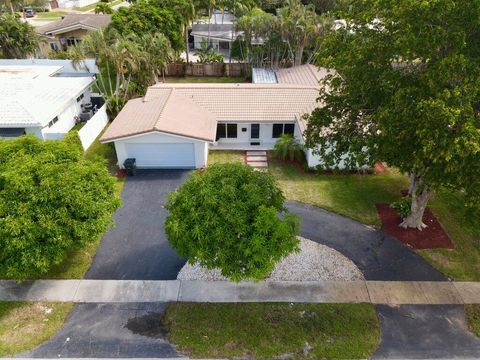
125, 143, 195, 169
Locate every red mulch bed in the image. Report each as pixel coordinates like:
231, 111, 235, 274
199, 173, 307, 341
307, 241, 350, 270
116, 169, 127, 179
374, 162, 387, 174
375, 203, 454, 249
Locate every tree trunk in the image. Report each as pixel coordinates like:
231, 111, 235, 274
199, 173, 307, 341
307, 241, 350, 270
184, 24, 189, 64
408, 172, 416, 195
400, 176, 430, 230
294, 46, 303, 66
208, 7, 211, 45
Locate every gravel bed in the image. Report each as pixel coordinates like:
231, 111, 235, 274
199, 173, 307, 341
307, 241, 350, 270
177, 236, 364, 281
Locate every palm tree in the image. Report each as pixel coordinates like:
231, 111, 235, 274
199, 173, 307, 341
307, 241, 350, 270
95, 2, 112, 14
274, 134, 304, 162
176, 0, 195, 63
140, 33, 173, 82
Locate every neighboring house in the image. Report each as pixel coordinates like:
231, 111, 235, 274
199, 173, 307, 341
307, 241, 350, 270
35, 14, 111, 58
191, 10, 238, 55
0, 65, 95, 141
101, 64, 330, 169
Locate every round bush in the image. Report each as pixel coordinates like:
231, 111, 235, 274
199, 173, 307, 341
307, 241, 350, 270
165, 163, 300, 281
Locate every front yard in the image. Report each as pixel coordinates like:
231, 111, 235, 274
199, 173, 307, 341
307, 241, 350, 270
162, 303, 380, 359
207, 151, 480, 281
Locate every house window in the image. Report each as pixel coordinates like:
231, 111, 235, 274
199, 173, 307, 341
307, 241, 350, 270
272, 123, 295, 138
50, 42, 59, 51
66, 38, 80, 47
227, 124, 237, 138
48, 116, 59, 128
216, 123, 237, 140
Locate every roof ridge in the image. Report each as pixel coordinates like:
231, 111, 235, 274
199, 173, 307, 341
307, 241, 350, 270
153, 88, 174, 130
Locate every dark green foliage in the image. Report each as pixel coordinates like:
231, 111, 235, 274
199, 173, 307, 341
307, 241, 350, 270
390, 197, 411, 220
165, 163, 300, 281
110, 0, 183, 51
274, 134, 304, 162
305, 0, 480, 216
0, 13, 38, 58
0, 135, 121, 280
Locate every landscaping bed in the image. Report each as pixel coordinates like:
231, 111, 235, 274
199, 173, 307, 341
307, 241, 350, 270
0, 302, 73, 357
375, 203, 454, 249
178, 236, 364, 281
162, 303, 380, 359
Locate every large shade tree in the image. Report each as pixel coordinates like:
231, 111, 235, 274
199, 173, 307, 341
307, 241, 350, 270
0, 13, 38, 58
0, 134, 120, 280
165, 163, 300, 281
110, 0, 183, 51
304, 0, 480, 229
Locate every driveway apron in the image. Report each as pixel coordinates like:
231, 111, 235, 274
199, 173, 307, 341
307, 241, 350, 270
286, 201, 480, 359
25, 170, 190, 358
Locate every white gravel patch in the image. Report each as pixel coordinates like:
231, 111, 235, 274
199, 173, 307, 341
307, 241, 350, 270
177, 236, 364, 281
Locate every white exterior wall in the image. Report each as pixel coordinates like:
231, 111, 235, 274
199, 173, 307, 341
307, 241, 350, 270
113, 131, 208, 169
214, 122, 296, 148
41, 88, 91, 141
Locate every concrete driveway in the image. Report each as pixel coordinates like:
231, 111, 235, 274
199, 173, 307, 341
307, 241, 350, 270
86, 170, 189, 280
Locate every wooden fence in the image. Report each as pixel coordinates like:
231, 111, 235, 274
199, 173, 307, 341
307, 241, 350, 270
165, 63, 248, 78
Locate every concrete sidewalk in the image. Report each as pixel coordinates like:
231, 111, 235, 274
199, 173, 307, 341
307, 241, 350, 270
2, 280, 480, 304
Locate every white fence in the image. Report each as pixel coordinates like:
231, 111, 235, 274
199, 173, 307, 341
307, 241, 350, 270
78, 104, 108, 150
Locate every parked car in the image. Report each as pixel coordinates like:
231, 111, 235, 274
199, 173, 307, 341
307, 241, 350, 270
24, 8, 35, 17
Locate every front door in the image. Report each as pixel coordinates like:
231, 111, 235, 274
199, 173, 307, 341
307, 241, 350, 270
250, 123, 260, 140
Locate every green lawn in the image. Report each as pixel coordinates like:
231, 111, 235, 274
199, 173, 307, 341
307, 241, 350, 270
164, 76, 247, 83
269, 159, 480, 280
162, 303, 380, 359
0, 302, 73, 357
269, 160, 407, 227
466, 305, 480, 337
73, 1, 100, 11
35, 10, 67, 19
208, 150, 244, 165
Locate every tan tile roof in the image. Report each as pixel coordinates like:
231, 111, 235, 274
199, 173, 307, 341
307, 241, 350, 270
146, 83, 320, 122
100, 89, 217, 142
276, 64, 329, 87
36, 14, 111, 36
102, 67, 331, 143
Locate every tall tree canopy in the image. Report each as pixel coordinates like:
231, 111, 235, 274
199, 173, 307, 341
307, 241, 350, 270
110, 0, 183, 51
305, 0, 480, 229
0, 134, 120, 280
0, 13, 38, 58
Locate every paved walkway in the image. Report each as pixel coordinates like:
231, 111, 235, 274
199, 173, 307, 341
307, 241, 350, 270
245, 150, 268, 169
2, 279, 480, 304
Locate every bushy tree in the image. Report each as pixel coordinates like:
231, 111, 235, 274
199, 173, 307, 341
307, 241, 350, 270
0, 134, 121, 280
165, 163, 300, 281
0, 13, 38, 58
304, 0, 480, 229
110, 0, 183, 51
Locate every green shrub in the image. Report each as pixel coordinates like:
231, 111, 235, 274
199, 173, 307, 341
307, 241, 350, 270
165, 163, 300, 281
390, 196, 412, 219
0, 135, 121, 280
274, 134, 304, 162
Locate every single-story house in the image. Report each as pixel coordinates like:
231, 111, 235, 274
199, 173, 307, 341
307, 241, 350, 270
101, 64, 330, 169
35, 14, 111, 58
0, 65, 95, 141
191, 10, 239, 55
